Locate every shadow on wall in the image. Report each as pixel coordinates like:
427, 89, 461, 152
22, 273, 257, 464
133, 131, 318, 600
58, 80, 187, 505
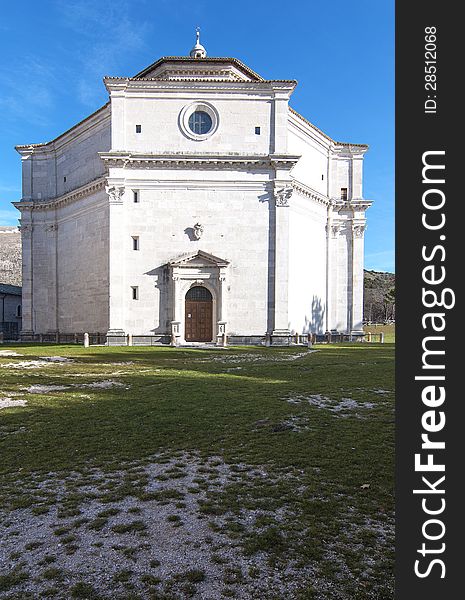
301, 296, 326, 334
145, 265, 171, 334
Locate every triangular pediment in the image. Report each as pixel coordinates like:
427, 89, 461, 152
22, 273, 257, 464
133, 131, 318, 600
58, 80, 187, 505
168, 250, 230, 268
134, 57, 263, 82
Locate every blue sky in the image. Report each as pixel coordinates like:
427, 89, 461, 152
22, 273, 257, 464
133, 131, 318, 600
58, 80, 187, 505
0, 0, 394, 272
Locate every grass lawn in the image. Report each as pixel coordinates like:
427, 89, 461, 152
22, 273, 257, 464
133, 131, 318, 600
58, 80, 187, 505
0, 343, 394, 599
364, 324, 395, 344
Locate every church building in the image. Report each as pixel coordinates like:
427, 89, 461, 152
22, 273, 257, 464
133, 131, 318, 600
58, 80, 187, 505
14, 32, 372, 345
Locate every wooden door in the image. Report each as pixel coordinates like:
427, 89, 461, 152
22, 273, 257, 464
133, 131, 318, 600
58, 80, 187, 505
185, 287, 213, 342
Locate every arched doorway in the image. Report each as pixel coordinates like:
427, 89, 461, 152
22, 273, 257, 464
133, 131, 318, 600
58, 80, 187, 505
185, 286, 213, 342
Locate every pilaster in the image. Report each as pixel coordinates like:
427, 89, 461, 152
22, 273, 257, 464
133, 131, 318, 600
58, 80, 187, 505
110, 91, 126, 151
107, 184, 126, 335
351, 222, 366, 334
20, 150, 33, 200
271, 183, 292, 340
328, 221, 342, 331
351, 155, 364, 199
217, 269, 228, 323
19, 211, 34, 335
45, 222, 59, 333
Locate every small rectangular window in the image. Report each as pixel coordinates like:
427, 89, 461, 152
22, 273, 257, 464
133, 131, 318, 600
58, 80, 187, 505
136, 124, 142, 133
132, 236, 139, 250
133, 190, 139, 203
131, 286, 139, 300
255, 126, 261, 135
341, 187, 348, 201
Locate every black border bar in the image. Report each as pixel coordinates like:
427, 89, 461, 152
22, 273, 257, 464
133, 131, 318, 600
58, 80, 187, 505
396, 2, 461, 597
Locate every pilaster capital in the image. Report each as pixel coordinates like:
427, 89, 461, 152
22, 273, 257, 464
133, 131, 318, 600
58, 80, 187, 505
106, 185, 125, 204
274, 185, 293, 207
326, 223, 342, 238
20, 224, 33, 238
352, 223, 366, 238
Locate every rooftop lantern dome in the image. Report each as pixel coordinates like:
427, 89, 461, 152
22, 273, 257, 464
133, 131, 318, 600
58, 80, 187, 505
189, 27, 207, 59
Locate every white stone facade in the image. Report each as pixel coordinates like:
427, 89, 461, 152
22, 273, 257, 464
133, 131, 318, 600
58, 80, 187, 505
14, 47, 372, 344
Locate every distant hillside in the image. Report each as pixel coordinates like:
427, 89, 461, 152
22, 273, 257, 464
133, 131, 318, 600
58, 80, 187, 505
0, 226, 21, 286
364, 269, 395, 323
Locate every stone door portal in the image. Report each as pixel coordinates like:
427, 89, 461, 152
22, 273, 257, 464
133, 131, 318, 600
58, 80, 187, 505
185, 286, 213, 342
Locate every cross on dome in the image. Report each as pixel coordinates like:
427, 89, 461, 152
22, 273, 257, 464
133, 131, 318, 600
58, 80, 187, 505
189, 27, 207, 58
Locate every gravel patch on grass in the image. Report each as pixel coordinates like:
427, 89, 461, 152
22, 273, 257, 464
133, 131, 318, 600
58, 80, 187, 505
24, 385, 69, 394
0, 398, 27, 410
201, 350, 316, 365
0, 356, 74, 370
23, 381, 128, 394
322, 517, 395, 598
79, 380, 126, 390
333, 398, 375, 412
1, 360, 59, 370
0, 453, 335, 599
284, 394, 375, 417
253, 416, 314, 433
0, 350, 23, 357
286, 393, 330, 406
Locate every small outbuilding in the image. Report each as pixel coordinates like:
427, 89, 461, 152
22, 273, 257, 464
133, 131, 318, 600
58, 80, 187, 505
0, 283, 22, 340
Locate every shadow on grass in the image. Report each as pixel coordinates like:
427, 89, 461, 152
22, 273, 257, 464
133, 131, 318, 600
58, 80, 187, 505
1, 345, 394, 502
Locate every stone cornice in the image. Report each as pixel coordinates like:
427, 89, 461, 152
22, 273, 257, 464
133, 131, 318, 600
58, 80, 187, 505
269, 154, 301, 169
12, 201, 34, 212
332, 198, 373, 212
99, 152, 300, 170
331, 145, 369, 157
291, 179, 331, 206
13, 178, 107, 212
104, 77, 296, 94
